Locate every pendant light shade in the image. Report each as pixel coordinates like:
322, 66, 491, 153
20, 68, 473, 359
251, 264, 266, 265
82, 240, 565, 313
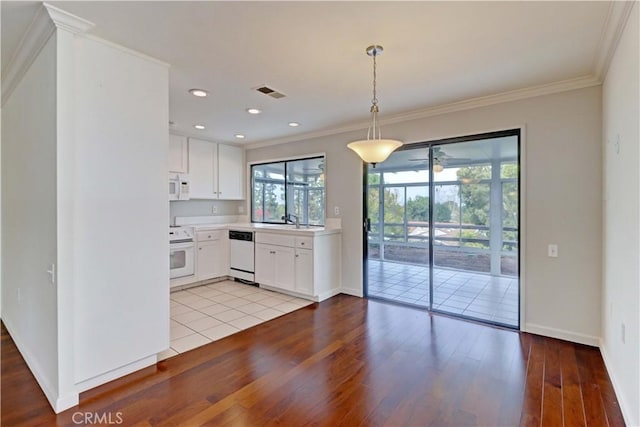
433, 160, 445, 173
347, 45, 402, 167
347, 138, 403, 164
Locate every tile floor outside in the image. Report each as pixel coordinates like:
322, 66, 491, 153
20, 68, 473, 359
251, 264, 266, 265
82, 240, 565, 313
160, 280, 312, 360
367, 260, 519, 327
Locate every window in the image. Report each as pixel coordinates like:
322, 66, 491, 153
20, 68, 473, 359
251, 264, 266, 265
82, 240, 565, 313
251, 156, 325, 226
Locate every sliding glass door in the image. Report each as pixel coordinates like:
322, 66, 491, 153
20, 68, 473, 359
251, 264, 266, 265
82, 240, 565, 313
364, 130, 520, 328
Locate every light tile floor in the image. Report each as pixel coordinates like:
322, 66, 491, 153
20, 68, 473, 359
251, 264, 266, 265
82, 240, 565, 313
159, 280, 313, 360
367, 260, 519, 327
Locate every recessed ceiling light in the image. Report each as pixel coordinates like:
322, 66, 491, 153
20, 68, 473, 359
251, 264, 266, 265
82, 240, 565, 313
246, 108, 261, 115
234, 134, 246, 139
288, 122, 300, 127
189, 89, 208, 97
193, 124, 206, 130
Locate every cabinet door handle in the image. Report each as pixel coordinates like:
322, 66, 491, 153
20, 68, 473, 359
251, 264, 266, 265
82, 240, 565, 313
300, 242, 305, 246
296, 254, 299, 258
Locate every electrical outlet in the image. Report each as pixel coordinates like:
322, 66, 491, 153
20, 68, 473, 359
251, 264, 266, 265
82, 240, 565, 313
548, 244, 558, 258
334, 206, 340, 216
621, 323, 625, 344
212, 205, 218, 214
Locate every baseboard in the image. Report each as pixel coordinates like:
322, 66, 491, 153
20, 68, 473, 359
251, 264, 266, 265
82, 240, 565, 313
75, 355, 157, 393
524, 322, 600, 346
340, 288, 363, 298
3, 317, 79, 413
317, 288, 342, 302
599, 339, 635, 427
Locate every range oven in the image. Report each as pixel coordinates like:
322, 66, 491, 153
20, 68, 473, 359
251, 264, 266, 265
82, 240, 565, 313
170, 226, 195, 280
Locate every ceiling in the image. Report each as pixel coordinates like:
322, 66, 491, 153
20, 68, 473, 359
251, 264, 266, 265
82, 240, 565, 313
2, 1, 614, 146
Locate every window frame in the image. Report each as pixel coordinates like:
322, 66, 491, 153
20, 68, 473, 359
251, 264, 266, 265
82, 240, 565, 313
250, 155, 326, 226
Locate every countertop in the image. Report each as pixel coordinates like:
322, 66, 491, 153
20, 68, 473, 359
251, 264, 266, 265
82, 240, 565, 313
190, 222, 341, 236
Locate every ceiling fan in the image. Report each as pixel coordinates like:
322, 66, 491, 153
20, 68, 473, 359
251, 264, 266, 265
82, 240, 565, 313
302, 160, 325, 173
407, 147, 471, 172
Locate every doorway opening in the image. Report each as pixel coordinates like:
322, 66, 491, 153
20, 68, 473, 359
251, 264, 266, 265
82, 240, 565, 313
364, 130, 520, 328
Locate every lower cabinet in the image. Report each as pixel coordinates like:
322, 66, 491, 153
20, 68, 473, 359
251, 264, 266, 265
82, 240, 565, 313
294, 248, 313, 295
255, 243, 295, 291
254, 231, 341, 301
196, 230, 228, 281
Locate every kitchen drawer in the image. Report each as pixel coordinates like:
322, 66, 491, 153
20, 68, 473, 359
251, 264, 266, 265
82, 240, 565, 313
197, 230, 226, 242
295, 236, 313, 249
255, 232, 295, 247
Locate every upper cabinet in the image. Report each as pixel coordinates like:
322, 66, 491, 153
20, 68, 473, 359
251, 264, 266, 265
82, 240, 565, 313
188, 138, 244, 200
218, 143, 244, 200
168, 134, 188, 173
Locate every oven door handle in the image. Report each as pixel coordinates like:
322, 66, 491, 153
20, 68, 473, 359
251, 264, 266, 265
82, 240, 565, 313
170, 241, 194, 249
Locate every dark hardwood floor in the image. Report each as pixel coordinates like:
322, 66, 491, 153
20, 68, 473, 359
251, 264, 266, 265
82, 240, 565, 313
1, 295, 625, 426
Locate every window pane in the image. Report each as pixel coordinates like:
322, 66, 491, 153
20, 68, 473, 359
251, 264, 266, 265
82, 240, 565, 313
434, 184, 461, 247
406, 187, 429, 222
368, 172, 381, 185
384, 187, 405, 242
503, 181, 518, 252
252, 181, 264, 222
501, 162, 518, 179
460, 183, 490, 249
252, 157, 325, 226
252, 163, 285, 222
452, 164, 491, 184
383, 170, 428, 184
368, 187, 379, 224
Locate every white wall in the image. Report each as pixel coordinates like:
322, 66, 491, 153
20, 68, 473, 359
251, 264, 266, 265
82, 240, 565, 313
69, 36, 169, 385
247, 85, 603, 344
601, 3, 639, 425
1, 34, 61, 406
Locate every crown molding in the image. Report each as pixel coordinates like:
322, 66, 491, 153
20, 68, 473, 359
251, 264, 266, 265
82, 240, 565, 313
245, 74, 601, 150
43, 3, 94, 34
593, 1, 636, 81
1, 5, 55, 105
1, 4, 94, 105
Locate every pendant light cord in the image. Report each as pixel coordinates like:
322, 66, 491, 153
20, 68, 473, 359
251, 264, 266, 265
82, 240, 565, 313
370, 49, 380, 140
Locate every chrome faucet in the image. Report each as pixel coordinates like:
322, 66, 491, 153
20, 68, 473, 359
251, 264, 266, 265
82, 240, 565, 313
282, 213, 300, 229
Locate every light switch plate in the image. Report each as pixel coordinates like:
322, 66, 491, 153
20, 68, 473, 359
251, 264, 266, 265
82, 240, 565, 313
548, 244, 558, 258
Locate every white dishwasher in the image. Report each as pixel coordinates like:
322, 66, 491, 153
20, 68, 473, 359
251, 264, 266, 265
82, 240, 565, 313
229, 230, 255, 282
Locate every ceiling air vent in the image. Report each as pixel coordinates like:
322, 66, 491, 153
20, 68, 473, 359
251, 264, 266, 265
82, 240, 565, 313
255, 85, 286, 99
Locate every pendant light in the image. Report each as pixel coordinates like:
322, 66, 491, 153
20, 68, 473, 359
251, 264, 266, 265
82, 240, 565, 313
347, 45, 403, 167
433, 159, 445, 173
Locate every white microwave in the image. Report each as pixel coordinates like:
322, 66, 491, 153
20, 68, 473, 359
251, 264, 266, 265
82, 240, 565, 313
169, 173, 190, 201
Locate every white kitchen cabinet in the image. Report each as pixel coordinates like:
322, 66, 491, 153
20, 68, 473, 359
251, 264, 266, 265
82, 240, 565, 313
196, 230, 228, 281
188, 138, 244, 200
218, 143, 244, 200
169, 134, 188, 173
255, 243, 295, 292
294, 248, 313, 295
255, 243, 276, 285
254, 232, 341, 301
189, 138, 218, 199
